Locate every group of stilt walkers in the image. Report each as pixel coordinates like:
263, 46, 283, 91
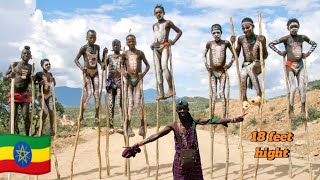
4, 3, 317, 180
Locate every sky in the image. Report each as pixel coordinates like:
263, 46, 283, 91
0, 0, 319, 100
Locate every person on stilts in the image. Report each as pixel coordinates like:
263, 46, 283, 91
4, 46, 33, 135
35, 58, 56, 136
269, 18, 317, 119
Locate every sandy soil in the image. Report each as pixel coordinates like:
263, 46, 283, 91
1, 90, 320, 180
1, 126, 319, 180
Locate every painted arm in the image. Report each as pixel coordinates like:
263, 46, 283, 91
74, 46, 85, 71
169, 21, 182, 45
235, 37, 242, 58
268, 36, 286, 56
302, 35, 317, 58
203, 42, 211, 71
260, 35, 268, 59
226, 40, 235, 69
140, 51, 150, 78
96, 45, 103, 66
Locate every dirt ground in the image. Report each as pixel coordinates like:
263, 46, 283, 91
1, 90, 320, 180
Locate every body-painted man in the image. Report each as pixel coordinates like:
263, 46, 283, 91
231, 18, 268, 108
123, 34, 150, 137
123, 100, 245, 179
4, 46, 33, 135
203, 24, 235, 118
269, 18, 317, 118
35, 59, 56, 135
151, 4, 182, 100
103, 39, 123, 134
74, 30, 103, 123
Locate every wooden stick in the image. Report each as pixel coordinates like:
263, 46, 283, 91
230, 16, 244, 180
153, 48, 160, 180
39, 85, 44, 136
121, 49, 131, 179
70, 72, 86, 180
208, 71, 215, 179
224, 70, 230, 180
51, 82, 61, 179
169, 46, 176, 122
97, 62, 105, 179
8, 64, 15, 180
30, 63, 35, 136
303, 58, 312, 179
10, 64, 15, 134
140, 79, 150, 177
254, 11, 265, 180
36, 85, 44, 180
103, 53, 110, 176
282, 56, 293, 177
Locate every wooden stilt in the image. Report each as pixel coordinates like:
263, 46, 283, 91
153, 48, 160, 180
51, 82, 61, 179
303, 58, 312, 180
224, 70, 230, 180
140, 80, 151, 177
30, 63, 35, 136
70, 73, 86, 180
254, 11, 266, 180
282, 56, 293, 177
230, 17, 244, 180
104, 55, 110, 176
8, 64, 15, 180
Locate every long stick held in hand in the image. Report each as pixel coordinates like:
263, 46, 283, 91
10, 64, 15, 134
51, 82, 61, 179
103, 50, 111, 176
230, 16, 244, 180
30, 63, 35, 136
39, 85, 44, 136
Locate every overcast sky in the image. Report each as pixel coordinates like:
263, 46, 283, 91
0, 0, 319, 100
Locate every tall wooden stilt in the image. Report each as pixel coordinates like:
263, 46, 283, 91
282, 56, 293, 177
52, 82, 61, 179
230, 17, 244, 180
70, 73, 86, 180
253, 11, 266, 180
303, 58, 312, 180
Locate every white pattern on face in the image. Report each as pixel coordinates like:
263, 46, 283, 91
43, 61, 51, 71
242, 23, 254, 37
289, 22, 299, 36
212, 29, 221, 42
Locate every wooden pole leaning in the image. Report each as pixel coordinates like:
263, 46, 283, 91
303, 58, 312, 180
30, 63, 35, 136
39, 85, 44, 136
36, 85, 45, 180
282, 56, 293, 177
153, 48, 160, 180
140, 79, 151, 177
8, 64, 15, 180
97, 56, 107, 179
224, 70, 230, 180
51, 82, 61, 179
70, 72, 86, 180
169, 45, 176, 122
121, 48, 131, 179
253, 11, 265, 180
103, 53, 111, 176
207, 71, 214, 178
230, 16, 244, 180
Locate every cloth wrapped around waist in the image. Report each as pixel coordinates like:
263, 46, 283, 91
286, 60, 303, 75
210, 68, 225, 78
154, 42, 171, 52
7, 91, 31, 104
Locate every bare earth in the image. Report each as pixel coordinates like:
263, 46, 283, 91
1, 90, 320, 180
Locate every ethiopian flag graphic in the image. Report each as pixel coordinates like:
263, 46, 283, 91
0, 134, 51, 175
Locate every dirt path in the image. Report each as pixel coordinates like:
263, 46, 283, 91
2, 126, 319, 180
